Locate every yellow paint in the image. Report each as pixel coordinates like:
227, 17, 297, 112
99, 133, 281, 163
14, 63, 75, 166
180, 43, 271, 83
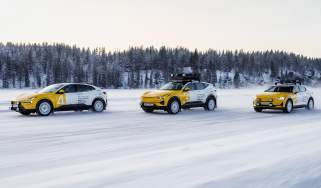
253, 91, 296, 109
141, 89, 189, 107
12, 92, 66, 110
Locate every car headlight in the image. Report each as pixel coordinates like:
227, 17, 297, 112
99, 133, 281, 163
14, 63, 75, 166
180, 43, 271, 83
158, 96, 165, 100
277, 97, 285, 101
23, 97, 35, 103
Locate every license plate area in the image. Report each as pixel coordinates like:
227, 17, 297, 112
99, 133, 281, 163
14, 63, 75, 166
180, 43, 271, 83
260, 102, 272, 106
143, 103, 154, 107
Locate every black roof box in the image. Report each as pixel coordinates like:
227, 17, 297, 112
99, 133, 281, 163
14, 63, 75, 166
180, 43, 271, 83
170, 73, 200, 82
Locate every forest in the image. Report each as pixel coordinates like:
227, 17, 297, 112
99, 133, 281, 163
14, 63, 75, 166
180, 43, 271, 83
0, 42, 320, 89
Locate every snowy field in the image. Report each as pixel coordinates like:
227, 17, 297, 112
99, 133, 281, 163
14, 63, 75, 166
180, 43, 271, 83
1, 88, 321, 188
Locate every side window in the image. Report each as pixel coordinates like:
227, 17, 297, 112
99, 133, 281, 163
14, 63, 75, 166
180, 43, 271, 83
78, 85, 95, 92
63, 85, 77, 93
299, 86, 306, 92
185, 83, 195, 90
293, 86, 300, 93
196, 83, 208, 90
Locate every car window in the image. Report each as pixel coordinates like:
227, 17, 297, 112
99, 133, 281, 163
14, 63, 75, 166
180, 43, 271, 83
77, 84, 95, 92
63, 84, 77, 93
265, 86, 293, 92
299, 86, 306, 92
185, 82, 196, 90
293, 86, 300, 93
196, 83, 208, 90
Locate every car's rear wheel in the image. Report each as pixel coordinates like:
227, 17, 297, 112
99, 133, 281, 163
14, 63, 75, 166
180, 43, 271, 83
254, 108, 262, 112
92, 99, 105, 112
284, 99, 293, 113
204, 97, 216, 111
306, 98, 314, 110
167, 98, 180, 114
36, 100, 53, 116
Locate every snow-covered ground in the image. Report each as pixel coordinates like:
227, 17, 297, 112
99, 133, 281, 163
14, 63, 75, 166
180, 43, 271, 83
1, 88, 321, 188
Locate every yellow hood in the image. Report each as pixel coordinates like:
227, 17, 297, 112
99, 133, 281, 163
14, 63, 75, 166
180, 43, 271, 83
256, 92, 290, 100
14, 93, 39, 102
143, 90, 180, 97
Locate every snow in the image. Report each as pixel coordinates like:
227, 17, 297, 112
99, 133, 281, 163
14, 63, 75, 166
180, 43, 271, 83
1, 88, 321, 188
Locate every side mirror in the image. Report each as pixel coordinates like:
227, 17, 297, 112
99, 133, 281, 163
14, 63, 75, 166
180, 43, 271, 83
183, 87, 191, 92
57, 89, 65, 94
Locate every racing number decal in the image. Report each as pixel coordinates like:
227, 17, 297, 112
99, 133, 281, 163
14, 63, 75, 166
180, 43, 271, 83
58, 95, 66, 105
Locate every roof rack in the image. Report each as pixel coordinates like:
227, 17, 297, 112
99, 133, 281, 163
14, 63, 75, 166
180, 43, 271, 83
275, 80, 302, 86
170, 73, 200, 82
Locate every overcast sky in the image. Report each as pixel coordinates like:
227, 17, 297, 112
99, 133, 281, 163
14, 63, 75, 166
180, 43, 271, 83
1, 0, 320, 57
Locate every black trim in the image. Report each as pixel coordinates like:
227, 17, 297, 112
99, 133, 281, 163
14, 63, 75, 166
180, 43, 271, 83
55, 104, 92, 111
140, 103, 167, 111
182, 101, 205, 109
254, 105, 307, 110
11, 103, 36, 114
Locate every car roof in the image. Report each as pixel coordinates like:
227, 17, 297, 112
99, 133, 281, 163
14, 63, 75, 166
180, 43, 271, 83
54, 83, 98, 88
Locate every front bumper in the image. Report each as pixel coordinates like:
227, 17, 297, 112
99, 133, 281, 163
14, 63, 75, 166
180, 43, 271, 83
140, 102, 167, 111
10, 102, 35, 113
253, 101, 284, 109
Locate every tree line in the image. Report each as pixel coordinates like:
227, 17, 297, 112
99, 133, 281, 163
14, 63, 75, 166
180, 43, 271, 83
0, 42, 320, 89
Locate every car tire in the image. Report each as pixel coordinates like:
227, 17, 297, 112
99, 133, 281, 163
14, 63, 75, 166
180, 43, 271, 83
306, 98, 314, 110
92, 99, 106, 112
36, 100, 53, 116
204, 97, 216, 111
167, 98, 181, 114
254, 108, 262, 112
283, 99, 293, 113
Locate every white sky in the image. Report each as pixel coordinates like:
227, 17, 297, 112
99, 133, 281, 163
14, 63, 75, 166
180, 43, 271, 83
1, 0, 320, 57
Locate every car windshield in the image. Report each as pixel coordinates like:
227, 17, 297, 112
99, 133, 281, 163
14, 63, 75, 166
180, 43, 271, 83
160, 82, 184, 90
38, 84, 65, 93
265, 86, 294, 92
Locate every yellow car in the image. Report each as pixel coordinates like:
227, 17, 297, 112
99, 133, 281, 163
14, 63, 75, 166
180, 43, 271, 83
11, 83, 108, 116
253, 84, 314, 113
140, 74, 217, 114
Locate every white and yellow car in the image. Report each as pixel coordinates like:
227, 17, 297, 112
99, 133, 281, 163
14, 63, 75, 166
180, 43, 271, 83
141, 74, 217, 114
253, 84, 314, 113
11, 83, 108, 116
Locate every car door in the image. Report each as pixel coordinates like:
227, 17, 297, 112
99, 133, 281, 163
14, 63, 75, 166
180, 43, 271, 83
293, 86, 304, 106
62, 84, 78, 106
299, 86, 308, 105
195, 82, 207, 102
184, 82, 198, 102
76, 84, 95, 106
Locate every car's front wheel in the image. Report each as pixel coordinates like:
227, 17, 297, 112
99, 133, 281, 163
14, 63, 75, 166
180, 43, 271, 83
306, 98, 314, 110
36, 100, 53, 116
284, 99, 293, 113
167, 98, 181, 114
92, 99, 106, 112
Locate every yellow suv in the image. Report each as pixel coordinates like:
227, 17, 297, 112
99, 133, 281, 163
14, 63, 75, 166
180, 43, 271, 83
140, 74, 217, 114
253, 84, 314, 113
11, 83, 108, 116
